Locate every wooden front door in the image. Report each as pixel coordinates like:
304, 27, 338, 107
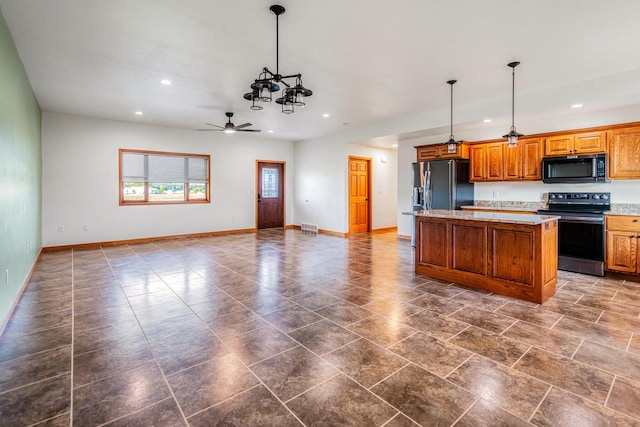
257, 161, 284, 229
348, 157, 370, 234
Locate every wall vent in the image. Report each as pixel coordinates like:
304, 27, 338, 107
300, 222, 319, 234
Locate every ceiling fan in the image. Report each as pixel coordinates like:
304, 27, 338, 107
197, 112, 261, 133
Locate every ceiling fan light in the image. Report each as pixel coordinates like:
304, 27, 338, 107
224, 128, 236, 134
282, 100, 294, 114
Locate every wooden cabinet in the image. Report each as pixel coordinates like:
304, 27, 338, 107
606, 215, 640, 274
469, 143, 503, 182
608, 126, 640, 179
416, 143, 469, 161
504, 138, 543, 181
544, 131, 606, 156
413, 215, 558, 303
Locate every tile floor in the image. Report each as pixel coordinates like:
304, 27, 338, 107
1, 229, 640, 426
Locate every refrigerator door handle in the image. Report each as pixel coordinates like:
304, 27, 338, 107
448, 161, 454, 210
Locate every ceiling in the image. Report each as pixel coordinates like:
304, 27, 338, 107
3, 0, 640, 144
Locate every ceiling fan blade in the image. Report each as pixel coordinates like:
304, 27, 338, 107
234, 123, 252, 129
204, 123, 225, 129
197, 129, 223, 131
237, 129, 262, 132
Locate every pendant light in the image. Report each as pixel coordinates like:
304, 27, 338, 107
503, 61, 524, 147
444, 80, 461, 153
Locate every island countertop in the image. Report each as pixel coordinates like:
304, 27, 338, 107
403, 209, 560, 225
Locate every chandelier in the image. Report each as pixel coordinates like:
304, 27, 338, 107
443, 80, 462, 153
243, 5, 313, 114
503, 61, 524, 147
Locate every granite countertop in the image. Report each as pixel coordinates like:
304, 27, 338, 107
403, 209, 560, 225
460, 205, 539, 213
608, 204, 640, 217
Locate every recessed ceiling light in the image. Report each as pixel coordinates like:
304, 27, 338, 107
134, 111, 143, 116
391, 144, 398, 147
160, 79, 172, 85
267, 130, 274, 133
482, 119, 492, 123
571, 103, 584, 109
322, 113, 330, 118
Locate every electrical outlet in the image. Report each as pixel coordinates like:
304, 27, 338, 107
58, 225, 64, 232
82, 224, 89, 231
492, 191, 499, 198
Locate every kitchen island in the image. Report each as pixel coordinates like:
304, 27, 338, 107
405, 210, 560, 304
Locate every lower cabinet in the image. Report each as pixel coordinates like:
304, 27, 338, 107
606, 215, 640, 274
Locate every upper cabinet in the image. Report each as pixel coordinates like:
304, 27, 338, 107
469, 143, 504, 182
416, 143, 469, 161
608, 126, 640, 179
504, 138, 543, 181
544, 131, 606, 156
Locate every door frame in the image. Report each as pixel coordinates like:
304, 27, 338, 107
348, 156, 372, 234
255, 160, 286, 230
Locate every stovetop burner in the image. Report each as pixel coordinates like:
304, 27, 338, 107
545, 192, 610, 214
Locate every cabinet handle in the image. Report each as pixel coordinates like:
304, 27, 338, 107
631, 234, 637, 238
633, 219, 639, 222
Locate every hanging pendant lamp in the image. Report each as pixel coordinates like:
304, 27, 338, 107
444, 80, 462, 153
503, 61, 524, 147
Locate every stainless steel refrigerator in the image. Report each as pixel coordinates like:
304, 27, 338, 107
411, 159, 474, 246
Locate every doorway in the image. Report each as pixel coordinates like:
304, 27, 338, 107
348, 156, 371, 234
256, 161, 285, 229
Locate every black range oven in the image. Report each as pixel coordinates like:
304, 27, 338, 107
538, 192, 610, 277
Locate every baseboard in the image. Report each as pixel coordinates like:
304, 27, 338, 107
397, 234, 411, 240
319, 229, 348, 238
291, 225, 302, 231
42, 228, 258, 252
284, 225, 296, 230
0, 248, 42, 338
371, 226, 398, 234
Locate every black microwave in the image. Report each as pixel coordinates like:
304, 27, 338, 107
542, 153, 609, 183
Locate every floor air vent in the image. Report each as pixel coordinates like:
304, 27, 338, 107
300, 222, 319, 234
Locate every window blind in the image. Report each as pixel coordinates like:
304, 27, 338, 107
121, 152, 208, 184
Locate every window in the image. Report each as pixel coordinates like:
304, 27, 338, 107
119, 149, 210, 204
262, 168, 279, 198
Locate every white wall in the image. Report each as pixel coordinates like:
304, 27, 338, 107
396, 104, 640, 237
42, 112, 295, 246
294, 138, 397, 234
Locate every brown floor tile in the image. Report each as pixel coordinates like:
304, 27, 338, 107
238, 292, 297, 315
102, 397, 186, 426
447, 355, 550, 419
288, 319, 359, 356
417, 281, 465, 298
205, 309, 269, 339
329, 286, 382, 306
607, 376, 640, 420
73, 305, 137, 332
450, 306, 516, 334
502, 320, 582, 357
539, 297, 603, 322
0, 325, 71, 363
289, 290, 342, 311
263, 304, 324, 332
407, 293, 464, 316
288, 374, 396, 426
251, 346, 338, 401
496, 302, 562, 327
552, 315, 632, 351
448, 326, 530, 366
32, 412, 70, 426
447, 290, 510, 311
189, 385, 301, 427
73, 338, 154, 387
225, 325, 298, 365
5, 308, 72, 337
73, 362, 170, 426
189, 296, 247, 322
314, 301, 372, 327
372, 364, 475, 426
514, 347, 614, 404
324, 339, 407, 388
574, 339, 640, 383
577, 294, 640, 318
167, 353, 259, 416
454, 398, 534, 427
401, 309, 469, 341
384, 413, 420, 426
0, 346, 70, 393
630, 335, 640, 354
346, 315, 416, 348
73, 319, 145, 355
597, 310, 640, 334
390, 332, 472, 377
0, 374, 70, 426
132, 300, 194, 328
362, 299, 423, 320
531, 386, 639, 426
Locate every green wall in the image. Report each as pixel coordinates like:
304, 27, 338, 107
0, 8, 42, 327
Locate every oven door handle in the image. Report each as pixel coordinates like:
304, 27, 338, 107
559, 216, 604, 224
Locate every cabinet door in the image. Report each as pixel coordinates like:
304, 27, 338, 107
574, 131, 606, 154
417, 146, 439, 161
521, 138, 543, 180
486, 143, 504, 181
609, 127, 640, 179
606, 231, 637, 273
503, 144, 522, 180
417, 220, 448, 267
545, 135, 573, 156
469, 145, 486, 181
